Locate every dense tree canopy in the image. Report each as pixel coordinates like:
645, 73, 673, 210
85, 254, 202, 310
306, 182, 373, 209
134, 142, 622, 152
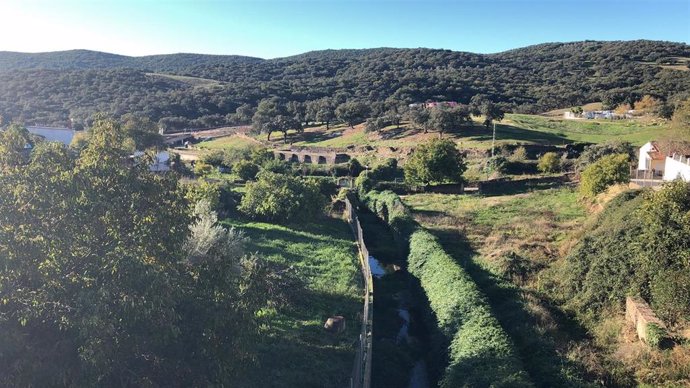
1, 40, 688, 128
0, 120, 273, 386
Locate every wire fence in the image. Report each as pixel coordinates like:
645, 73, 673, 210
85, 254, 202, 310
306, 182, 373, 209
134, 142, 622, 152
345, 197, 373, 388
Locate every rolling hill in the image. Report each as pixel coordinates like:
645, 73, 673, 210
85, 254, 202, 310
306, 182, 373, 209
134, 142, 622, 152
0, 40, 688, 127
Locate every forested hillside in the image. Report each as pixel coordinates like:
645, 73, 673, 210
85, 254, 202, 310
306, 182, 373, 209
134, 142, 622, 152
1, 40, 688, 127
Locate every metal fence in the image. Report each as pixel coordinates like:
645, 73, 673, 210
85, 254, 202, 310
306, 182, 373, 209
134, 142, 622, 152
345, 197, 373, 388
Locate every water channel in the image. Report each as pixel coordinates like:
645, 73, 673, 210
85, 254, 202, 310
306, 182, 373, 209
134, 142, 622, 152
359, 210, 432, 388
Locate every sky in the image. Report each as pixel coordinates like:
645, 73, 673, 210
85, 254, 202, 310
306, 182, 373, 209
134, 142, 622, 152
0, 0, 688, 59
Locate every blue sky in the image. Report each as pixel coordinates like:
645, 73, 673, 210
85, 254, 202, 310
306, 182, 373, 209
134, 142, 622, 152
1, 0, 688, 58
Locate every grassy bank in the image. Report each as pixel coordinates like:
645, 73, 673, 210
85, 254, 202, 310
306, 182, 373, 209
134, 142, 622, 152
362, 190, 534, 387
223, 216, 361, 387
403, 188, 594, 387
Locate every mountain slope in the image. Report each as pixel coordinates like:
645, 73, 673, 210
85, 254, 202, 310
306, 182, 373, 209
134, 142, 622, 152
0, 40, 688, 127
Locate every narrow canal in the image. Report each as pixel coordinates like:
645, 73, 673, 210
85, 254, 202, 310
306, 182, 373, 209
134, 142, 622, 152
357, 209, 432, 388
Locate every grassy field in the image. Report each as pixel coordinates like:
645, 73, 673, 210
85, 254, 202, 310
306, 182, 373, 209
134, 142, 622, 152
285, 114, 678, 151
505, 114, 678, 145
196, 134, 263, 150
402, 188, 598, 386
223, 216, 362, 387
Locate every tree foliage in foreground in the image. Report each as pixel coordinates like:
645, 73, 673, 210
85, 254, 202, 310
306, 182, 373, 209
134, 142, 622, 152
0, 119, 273, 386
404, 138, 466, 186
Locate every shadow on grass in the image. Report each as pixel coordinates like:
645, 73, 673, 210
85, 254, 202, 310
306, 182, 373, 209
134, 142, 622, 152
242, 287, 361, 388
480, 177, 573, 197
298, 129, 346, 144
429, 227, 595, 388
448, 123, 572, 145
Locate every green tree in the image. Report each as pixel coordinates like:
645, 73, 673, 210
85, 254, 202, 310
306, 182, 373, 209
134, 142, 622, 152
429, 105, 471, 136
238, 172, 326, 221
121, 113, 164, 150
470, 95, 505, 128
579, 153, 630, 197
233, 159, 260, 181
315, 99, 336, 130
404, 138, 466, 186
0, 117, 273, 386
252, 97, 286, 141
407, 105, 431, 132
336, 101, 370, 128
0, 123, 32, 168
537, 152, 560, 173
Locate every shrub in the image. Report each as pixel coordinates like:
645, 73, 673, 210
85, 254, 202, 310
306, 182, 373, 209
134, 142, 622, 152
509, 146, 528, 162
364, 117, 388, 133
233, 160, 260, 181
238, 172, 326, 221
645, 323, 667, 348
193, 161, 214, 177
370, 158, 401, 181
537, 152, 560, 173
404, 138, 466, 186
576, 141, 634, 172
483, 155, 508, 175
579, 153, 630, 197
348, 158, 364, 177
182, 180, 222, 211
202, 150, 226, 167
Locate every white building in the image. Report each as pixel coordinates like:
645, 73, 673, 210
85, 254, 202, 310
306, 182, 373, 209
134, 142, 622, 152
637, 141, 690, 182
27, 126, 76, 146
132, 150, 171, 172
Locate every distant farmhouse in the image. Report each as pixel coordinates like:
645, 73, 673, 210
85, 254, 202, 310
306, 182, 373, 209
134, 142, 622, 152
635, 141, 690, 182
27, 126, 76, 146
563, 110, 632, 120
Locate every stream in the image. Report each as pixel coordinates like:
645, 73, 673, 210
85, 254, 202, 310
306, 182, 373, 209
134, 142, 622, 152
369, 255, 430, 388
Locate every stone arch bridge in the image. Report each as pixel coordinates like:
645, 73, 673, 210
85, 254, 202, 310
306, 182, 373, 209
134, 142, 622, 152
273, 148, 350, 165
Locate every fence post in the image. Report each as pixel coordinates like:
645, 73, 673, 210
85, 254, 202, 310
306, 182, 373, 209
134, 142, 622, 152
344, 197, 373, 388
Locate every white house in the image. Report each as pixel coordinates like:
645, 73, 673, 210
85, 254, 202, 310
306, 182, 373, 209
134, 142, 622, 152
132, 150, 171, 172
637, 141, 690, 182
27, 126, 76, 146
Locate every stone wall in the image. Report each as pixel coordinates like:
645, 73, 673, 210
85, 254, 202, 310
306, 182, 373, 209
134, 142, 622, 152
626, 296, 666, 344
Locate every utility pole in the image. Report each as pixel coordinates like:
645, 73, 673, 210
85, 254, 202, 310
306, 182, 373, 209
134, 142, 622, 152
491, 121, 496, 158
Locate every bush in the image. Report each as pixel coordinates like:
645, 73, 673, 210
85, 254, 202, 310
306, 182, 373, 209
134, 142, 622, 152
537, 152, 560, 173
193, 161, 214, 177
579, 153, 630, 197
233, 160, 260, 181
370, 158, 401, 181
202, 150, 226, 167
348, 158, 364, 177
483, 155, 508, 175
645, 323, 667, 348
239, 172, 326, 221
509, 146, 528, 162
404, 138, 466, 186
576, 141, 634, 172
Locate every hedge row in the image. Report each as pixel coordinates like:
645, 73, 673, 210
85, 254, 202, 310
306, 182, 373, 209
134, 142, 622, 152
362, 190, 533, 388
